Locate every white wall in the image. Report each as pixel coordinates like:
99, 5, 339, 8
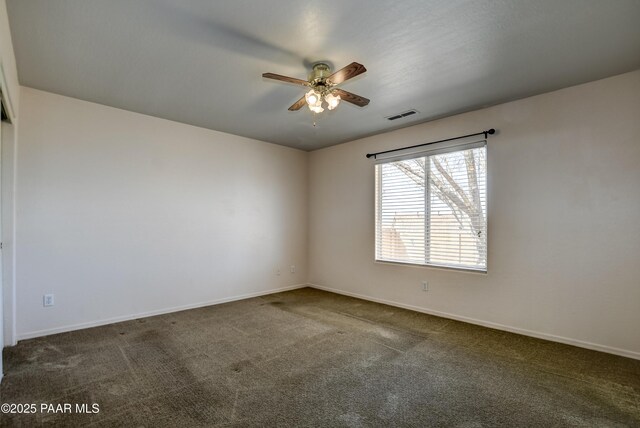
309, 70, 640, 359
16, 87, 308, 338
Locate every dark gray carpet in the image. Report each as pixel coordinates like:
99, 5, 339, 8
2, 287, 639, 427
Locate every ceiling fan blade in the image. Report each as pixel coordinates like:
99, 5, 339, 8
288, 96, 307, 111
327, 62, 367, 85
332, 88, 370, 107
262, 73, 309, 87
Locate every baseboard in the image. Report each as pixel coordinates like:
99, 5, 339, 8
16, 283, 308, 342
308, 283, 640, 361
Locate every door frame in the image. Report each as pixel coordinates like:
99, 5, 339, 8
0, 60, 17, 358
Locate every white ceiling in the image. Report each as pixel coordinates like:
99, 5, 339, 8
7, 0, 640, 150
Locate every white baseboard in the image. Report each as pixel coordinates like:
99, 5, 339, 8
308, 283, 640, 361
16, 283, 308, 342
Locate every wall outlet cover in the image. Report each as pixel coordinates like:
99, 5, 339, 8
43, 294, 55, 307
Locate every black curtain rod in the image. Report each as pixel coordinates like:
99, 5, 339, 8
365, 128, 496, 159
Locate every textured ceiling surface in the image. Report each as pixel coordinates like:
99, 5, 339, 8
7, 0, 640, 150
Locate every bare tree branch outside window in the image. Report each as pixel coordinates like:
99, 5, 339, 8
390, 148, 486, 266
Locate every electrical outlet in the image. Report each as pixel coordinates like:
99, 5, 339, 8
422, 281, 428, 292
290, 265, 296, 273
276, 268, 281, 276
43, 294, 55, 307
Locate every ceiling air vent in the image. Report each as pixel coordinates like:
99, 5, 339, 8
385, 109, 418, 121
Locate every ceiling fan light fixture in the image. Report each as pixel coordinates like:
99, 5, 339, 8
325, 93, 341, 110
305, 89, 321, 106
309, 104, 324, 114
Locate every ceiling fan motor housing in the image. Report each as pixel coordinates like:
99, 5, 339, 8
310, 63, 331, 85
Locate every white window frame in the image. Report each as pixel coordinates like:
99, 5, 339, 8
374, 138, 488, 273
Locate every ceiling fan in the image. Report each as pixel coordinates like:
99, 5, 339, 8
262, 62, 370, 113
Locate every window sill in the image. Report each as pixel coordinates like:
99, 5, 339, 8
374, 259, 487, 275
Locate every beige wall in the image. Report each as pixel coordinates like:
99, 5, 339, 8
11, 70, 640, 359
16, 87, 308, 338
308, 70, 640, 358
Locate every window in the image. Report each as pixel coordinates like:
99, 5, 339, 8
375, 142, 487, 271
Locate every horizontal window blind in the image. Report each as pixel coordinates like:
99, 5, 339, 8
375, 143, 487, 271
